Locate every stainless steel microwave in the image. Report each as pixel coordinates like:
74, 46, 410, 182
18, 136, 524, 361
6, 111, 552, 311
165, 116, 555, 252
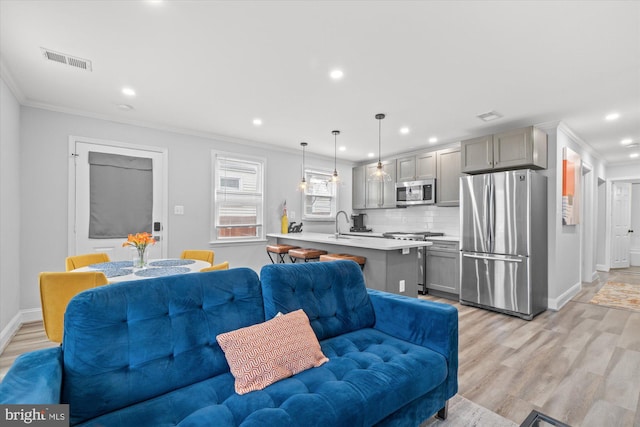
395, 179, 436, 206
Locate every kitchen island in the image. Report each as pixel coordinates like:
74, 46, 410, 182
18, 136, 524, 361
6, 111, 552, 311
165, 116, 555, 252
266, 232, 431, 297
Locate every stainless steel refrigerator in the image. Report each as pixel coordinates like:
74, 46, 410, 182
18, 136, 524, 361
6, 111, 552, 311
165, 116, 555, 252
459, 169, 547, 320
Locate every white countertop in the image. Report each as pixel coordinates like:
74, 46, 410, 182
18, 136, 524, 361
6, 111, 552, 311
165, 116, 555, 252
267, 232, 432, 251
342, 232, 459, 242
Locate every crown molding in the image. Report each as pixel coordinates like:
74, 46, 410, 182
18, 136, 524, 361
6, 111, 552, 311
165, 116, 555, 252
536, 120, 606, 165
20, 99, 345, 165
0, 58, 26, 104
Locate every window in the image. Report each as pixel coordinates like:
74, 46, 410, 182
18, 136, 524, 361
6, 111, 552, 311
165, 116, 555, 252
212, 152, 265, 242
303, 169, 337, 220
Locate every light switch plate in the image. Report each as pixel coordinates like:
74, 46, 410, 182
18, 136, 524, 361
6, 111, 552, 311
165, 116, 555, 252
174, 205, 184, 215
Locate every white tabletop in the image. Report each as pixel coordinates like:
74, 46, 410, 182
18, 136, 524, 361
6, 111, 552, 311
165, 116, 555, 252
73, 258, 211, 283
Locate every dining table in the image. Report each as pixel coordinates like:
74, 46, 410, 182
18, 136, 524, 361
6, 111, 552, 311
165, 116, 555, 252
72, 258, 212, 283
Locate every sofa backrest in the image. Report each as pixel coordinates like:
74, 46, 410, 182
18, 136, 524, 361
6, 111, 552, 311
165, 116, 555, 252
61, 268, 264, 425
260, 260, 375, 341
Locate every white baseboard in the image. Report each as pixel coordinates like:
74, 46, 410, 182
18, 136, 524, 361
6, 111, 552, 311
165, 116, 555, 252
596, 264, 609, 272
591, 271, 600, 282
0, 308, 43, 354
548, 281, 581, 311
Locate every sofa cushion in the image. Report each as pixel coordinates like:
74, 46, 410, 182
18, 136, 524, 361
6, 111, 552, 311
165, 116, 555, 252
174, 328, 448, 427
62, 268, 264, 425
217, 309, 328, 394
260, 261, 375, 341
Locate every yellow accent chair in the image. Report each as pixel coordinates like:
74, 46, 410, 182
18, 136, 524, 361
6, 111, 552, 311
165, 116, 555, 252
200, 261, 230, 272
39, 271, 109, 343
180, 250, 214, 265
65, 252, 111, 271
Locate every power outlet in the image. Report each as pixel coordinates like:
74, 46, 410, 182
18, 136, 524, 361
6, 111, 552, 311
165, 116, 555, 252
290, 211, 296, 220
174, 205, 184, 215
399, 280, 405, 293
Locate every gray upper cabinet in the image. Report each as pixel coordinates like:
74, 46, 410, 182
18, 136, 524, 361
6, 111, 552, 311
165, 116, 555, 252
436, 147, 461, 206
396, 156, 416, 182
352, 165, 366, 210
416, 152, 436, 179
460, 135, 493, 173
461, 126, 547, 174
365, 161, 397, 208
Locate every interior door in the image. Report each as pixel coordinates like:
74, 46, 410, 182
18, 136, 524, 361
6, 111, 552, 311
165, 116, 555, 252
71, 139, 167, 261
611, 182, 632, 268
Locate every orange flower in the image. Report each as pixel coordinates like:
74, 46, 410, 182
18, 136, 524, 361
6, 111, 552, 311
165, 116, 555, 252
122, 232, 156, 249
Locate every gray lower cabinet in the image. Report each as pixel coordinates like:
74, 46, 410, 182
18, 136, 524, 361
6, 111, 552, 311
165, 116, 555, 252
425, 240, 460, 298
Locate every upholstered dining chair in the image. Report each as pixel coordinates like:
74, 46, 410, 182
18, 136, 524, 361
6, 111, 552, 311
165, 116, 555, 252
39, 271, 109, 343
180, 250, 214, 264
200, 261, 229, 272
65, 252, 111, 271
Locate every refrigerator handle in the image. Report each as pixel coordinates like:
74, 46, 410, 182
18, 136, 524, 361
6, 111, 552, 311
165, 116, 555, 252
485, 184, 492, 252
462, 253, 523, 263
488, 180, 495, 253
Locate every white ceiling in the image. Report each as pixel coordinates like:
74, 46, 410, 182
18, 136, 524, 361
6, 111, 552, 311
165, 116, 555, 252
1, 1, 639, 165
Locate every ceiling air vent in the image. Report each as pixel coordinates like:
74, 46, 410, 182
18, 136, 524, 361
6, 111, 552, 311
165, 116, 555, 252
476, 110, 503, 122
40, 48, 92, 71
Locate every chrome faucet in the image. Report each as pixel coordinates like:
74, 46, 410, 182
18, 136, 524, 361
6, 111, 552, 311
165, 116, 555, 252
335, 210, 349, 238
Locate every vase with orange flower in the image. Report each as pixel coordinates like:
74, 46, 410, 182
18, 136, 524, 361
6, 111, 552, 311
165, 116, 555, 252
122, 232, 156, 268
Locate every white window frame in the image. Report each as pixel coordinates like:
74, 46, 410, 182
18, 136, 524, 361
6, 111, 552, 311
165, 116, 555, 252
302, 168, 337, 221
211, 151, 266, 243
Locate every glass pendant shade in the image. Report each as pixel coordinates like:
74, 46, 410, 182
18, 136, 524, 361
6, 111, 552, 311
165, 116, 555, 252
368, 113, 392, 182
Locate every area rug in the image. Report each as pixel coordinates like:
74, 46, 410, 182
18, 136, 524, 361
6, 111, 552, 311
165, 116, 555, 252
589, 281, 640, 312
420, 394, 517, 427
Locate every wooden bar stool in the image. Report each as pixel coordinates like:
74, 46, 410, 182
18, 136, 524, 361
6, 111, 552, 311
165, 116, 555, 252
288, 248, 327, 263
266, 244, 300, 264
320, 253, 366, 269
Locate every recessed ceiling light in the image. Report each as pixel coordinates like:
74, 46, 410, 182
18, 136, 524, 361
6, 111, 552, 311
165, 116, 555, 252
339, 146, 346, 152
428, 137, 438, 143
252, 118, 262, 126
122, 87, 136, 97
621, 138, 633, 145
477, 111, 502, 122
605, 112, 620, 121
329, 69, 344, 80
367, 152, 375, 158
630, 153, 639, 158
117, 104, 134, 111
400, 127, 410, 135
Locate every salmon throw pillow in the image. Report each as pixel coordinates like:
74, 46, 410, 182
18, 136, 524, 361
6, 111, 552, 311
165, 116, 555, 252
216, 309, 329, 395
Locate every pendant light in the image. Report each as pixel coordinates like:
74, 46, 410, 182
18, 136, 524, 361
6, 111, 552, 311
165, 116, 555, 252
299, 142, 308, 191
331, 130, 340, 183
368, 113, 392, 182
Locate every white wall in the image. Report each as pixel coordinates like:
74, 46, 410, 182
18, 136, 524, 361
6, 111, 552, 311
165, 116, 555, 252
0, 77, 21, 343
538, 122, 606, 309
18, 106, 352, 312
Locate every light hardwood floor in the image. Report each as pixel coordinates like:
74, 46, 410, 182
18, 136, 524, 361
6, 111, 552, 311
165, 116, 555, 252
1, 268, 639, 426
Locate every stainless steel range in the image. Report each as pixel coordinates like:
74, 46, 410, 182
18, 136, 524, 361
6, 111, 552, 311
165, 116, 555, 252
382, 231, 444, 294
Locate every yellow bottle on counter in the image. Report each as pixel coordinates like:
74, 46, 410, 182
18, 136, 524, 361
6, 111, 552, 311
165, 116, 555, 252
281, 205, 289, 234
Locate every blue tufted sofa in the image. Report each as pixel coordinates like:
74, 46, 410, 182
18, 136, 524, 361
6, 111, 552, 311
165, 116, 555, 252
0, 260, 458, 426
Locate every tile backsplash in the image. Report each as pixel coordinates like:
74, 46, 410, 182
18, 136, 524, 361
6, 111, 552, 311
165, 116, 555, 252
358, 205, 460, 236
